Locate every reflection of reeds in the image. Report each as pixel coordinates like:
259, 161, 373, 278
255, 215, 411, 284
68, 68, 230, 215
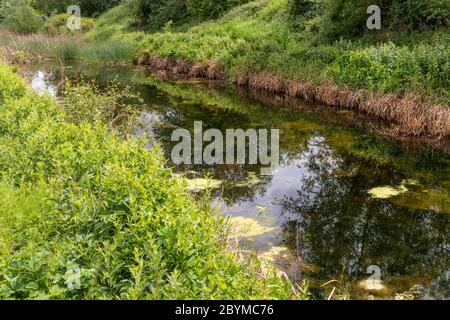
136, 53, 450, 138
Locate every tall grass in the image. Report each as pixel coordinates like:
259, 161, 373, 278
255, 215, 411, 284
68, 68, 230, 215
0, 28, 138, 63
0, 29, 85, 61
81, 40, 138, 63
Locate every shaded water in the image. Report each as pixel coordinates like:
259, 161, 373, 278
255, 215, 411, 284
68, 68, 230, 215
24, 61, 450, 300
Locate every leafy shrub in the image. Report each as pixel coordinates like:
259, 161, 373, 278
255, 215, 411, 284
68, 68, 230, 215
128, 0, 249, 30
319, 0, 375, 41
0, 64, 26, 104
41, 13, 95, 35
32, 0, 121, 17
61, 80, 142, 131
326, 41, 450, 98
0, 0, 42, 34
319, 0, 450, 41
289, 0, 323, 20
386, 0, 450, 31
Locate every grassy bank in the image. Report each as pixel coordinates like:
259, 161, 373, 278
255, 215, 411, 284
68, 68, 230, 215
85, 0, 450, 137
0, 28, 137, 65
0, 62, 304, 299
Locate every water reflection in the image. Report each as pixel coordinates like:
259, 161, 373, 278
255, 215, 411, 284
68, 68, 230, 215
31, 70, 57, 96
24, 61, 450, 299
279, 136, 450, 299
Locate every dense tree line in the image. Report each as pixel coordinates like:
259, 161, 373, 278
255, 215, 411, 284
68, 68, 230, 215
1, 0, 448, 36
127, 0, 250, 30
290, 0, 450, 40
31, 0, 121, 17
0, 0, 120, 33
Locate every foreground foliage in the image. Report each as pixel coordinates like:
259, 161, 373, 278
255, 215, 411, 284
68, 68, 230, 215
0, 63, 303, 299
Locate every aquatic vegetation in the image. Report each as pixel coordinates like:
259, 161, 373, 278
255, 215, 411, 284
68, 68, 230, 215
259, 246, 289, 263
229, 216, 278, 238
81, 40, 138, 63
185, 177, 223, 192
358, 279, 389, 293
0, 30, 86, 62
369, 179, 450, 214
391, 188, 450, 215
368, 185, 409, 199
232, 172, 263, 188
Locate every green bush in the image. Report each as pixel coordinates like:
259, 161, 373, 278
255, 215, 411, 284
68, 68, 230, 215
289, 0, 322, 20
386, 0, 450, 31
0, 0, 42, 34
61, 80, 142, 132
0, 63, 302, 300
319, 0, 450, 41
32, 0, 121, 17
320, 0, 375, 41
326, 41, 450, 97
41, 13, 95, 35
0, 64, 26, 104
128, 0, 249, 30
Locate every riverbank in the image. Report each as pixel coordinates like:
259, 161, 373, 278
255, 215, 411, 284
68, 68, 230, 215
85, 0, 450, 138
0, 62, 304, 299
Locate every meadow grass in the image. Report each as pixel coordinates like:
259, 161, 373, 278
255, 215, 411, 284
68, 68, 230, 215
0, 25, 137, 64
80, 40, 138, 63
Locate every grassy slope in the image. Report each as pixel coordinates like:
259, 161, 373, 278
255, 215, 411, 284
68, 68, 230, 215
0, 63, 303, 300
88, 0, 450, 104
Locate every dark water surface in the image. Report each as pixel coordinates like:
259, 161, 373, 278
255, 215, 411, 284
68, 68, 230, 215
23, 61, 450, 300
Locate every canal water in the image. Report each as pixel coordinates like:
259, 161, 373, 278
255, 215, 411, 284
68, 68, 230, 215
23, 61, 450, 300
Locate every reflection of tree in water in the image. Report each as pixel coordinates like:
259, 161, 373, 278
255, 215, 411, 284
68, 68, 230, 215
143, 96, 316, 205
280, 137, 450, 299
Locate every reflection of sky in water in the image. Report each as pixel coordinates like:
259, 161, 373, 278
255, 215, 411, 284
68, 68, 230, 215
32, 71, 57, 96
134, 112, 164, 149
215, 136, 335, 252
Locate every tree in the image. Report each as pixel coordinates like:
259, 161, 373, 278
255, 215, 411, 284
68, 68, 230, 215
0, 0, 41, 34
32, 0, 121, 17
128, 0, 249, 31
